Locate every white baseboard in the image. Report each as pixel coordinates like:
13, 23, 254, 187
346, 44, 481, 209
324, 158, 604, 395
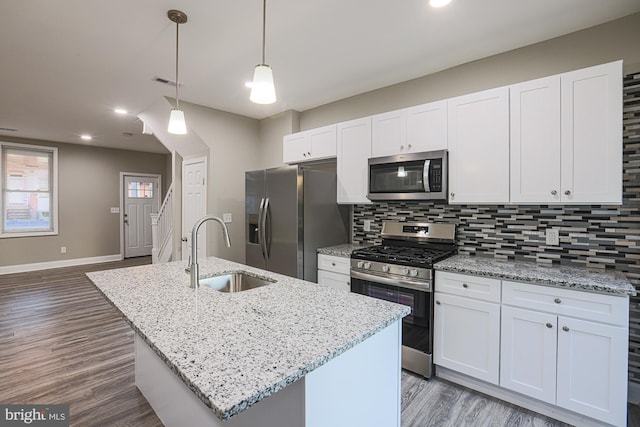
629, 381, 640, 405
0, 254, 122, 275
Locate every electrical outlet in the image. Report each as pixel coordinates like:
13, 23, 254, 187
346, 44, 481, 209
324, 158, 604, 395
223, 213, 232, 223
545, 229, 560, 246
60, 246, 67, 254
363, 220, 372, 232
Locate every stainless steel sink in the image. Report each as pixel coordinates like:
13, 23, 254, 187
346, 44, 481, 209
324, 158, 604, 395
198, 271, 276, 293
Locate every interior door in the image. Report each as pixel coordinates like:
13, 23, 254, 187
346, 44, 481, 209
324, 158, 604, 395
124, 174, 160, 258
182, 157, 207, 261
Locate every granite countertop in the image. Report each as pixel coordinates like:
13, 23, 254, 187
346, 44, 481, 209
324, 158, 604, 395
435, 254, 636, 296
86, 257, 409, 420
317, 243, 370, 257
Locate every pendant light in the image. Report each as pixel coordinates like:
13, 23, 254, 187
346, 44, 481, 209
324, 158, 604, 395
167, 9, 188, 134
250, 0, 276, 104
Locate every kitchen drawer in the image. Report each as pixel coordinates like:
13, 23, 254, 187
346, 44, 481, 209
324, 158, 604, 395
502, 280, 628, 326
318, 270, 351, 292
318, 254, 351, 275
435, 271, 501, 303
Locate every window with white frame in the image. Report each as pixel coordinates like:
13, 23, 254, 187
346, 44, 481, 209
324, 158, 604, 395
1, 143, 58, 237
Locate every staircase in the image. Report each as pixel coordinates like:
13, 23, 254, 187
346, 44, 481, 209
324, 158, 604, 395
150, 184, 174, 263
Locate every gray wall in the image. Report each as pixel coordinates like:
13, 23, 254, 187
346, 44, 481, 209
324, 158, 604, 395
298, 12, 640, 131
179, 102, 261, 264
0, 137, 169, 267
258, 110, 300, 169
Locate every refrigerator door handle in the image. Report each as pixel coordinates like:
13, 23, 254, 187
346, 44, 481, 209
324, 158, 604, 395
258, 198, 269, 261
262, 198, 271, 261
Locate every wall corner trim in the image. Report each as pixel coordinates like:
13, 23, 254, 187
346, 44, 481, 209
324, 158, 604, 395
0, 254, 122, 275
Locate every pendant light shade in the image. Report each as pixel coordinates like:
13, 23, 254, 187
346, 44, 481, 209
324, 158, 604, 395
250, 0, 276, 104
250, 64, 276, 104
168, 109, 187, 134
167, 9, 188, 134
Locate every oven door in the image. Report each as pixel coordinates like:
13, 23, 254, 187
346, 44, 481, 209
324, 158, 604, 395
350, 271, 433, 356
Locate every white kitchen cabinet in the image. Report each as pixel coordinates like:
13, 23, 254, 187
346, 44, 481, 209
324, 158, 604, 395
510, 76, 561, 203
501, 280, 629, 427
283, 124, 337, 164
336, 117, 372, 204
500, 305, 557, 404
560, 60, 623, 204
371, 101, 447, 158
447, 87, 510, 204
317, 254, 350, 292
510, 60, 622, 204
434, 272, 501, 384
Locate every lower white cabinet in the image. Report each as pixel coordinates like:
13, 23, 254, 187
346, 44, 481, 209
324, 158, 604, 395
434, 272, 501, 385
317, 254, 350, 292
436, 271, 629, 427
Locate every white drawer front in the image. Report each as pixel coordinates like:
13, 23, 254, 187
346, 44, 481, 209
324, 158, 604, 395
502, 280, 628, 326
318, 254, 351, 275
317, 270, 351, 292
435, 271, 501, 303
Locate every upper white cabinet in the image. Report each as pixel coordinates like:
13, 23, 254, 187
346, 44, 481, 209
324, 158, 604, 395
447, 87, 510, 204
371, 100, 447, 158
510, 76, 562, 203
560, 60, 623, 204
511, 60, 623, 204
337, 117, 372, 204
283, 124, 337, 164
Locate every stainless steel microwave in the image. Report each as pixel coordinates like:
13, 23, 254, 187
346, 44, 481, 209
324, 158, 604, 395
368, 150, 448, 201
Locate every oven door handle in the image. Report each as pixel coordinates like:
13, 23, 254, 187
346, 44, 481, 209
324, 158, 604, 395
350, 270, 431, 292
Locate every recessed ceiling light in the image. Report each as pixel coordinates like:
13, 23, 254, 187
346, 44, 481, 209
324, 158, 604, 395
114, 108, 128, 115
429, 0, 451, 7
80, 134, 92, 141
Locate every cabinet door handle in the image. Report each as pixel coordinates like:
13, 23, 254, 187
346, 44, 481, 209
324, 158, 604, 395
564, 190, 571, 196
462, 283, 468, 288
436, 301, 441, 305
407, 144, 412, 149
400, 145, 405, 150
331, 262, 336, 266
554, 298, 561, 304
551, 190, 557, 195
546, 323, 553, 328
450, 192, 455, 199
562, 326, 569, 332
307, 151, 311, 156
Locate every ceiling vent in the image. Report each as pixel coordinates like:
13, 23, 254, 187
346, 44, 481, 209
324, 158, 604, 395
0, 127, 18, 132
152, 76, 181, 87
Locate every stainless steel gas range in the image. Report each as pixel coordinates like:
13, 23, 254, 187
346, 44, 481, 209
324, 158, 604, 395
350, 221, 456, 378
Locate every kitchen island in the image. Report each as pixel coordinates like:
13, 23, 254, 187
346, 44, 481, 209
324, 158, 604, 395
87, 257, 409, 427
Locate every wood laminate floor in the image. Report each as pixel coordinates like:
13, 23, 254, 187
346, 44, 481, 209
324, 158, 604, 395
0, 258, 637, 426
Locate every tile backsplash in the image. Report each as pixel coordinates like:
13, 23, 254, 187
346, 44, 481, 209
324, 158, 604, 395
352, 71, 640, 382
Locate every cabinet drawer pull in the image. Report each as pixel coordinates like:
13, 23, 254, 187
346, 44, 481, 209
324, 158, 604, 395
331, 262, 336, 266
564, 190, 571, 196
462, 283, 468, 288
436, 301, 441, 305
562, 326, 569, 332
546, 323, 553, 328
551, 190, 557, 195
554, 298, 561, 304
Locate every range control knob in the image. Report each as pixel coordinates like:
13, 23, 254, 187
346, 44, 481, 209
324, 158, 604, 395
382, 265, 390, 273
356, 261, 364, 268
364, 262, 372, 270
409, 269, 418, 277
402, 268, 409, 276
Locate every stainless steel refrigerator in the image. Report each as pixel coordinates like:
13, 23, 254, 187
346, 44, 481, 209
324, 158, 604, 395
245, 165, 350, 282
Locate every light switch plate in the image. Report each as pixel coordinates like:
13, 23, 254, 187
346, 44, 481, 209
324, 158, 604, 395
545, 229, 559, 246
110, 207, 120, 214
223, 213, 233, 223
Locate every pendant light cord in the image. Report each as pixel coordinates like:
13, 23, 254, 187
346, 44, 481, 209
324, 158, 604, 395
261, 0, 266, 64
175, 19, 180, 109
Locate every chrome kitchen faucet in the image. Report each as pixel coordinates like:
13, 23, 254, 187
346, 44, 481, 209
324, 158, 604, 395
188, 215, 231, 288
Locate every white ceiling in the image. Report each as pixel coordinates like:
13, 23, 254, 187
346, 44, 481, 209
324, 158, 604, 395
1, 1, 639, 154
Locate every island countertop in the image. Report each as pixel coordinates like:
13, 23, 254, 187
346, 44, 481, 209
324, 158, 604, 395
435, 254, 636, 296
86, 257, 409, 420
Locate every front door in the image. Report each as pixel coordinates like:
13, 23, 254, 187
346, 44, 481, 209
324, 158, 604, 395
182, 157, 207, 261
124, 174, 160, 258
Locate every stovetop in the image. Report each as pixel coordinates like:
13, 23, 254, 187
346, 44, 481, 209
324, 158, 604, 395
351, 244, 456, 268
